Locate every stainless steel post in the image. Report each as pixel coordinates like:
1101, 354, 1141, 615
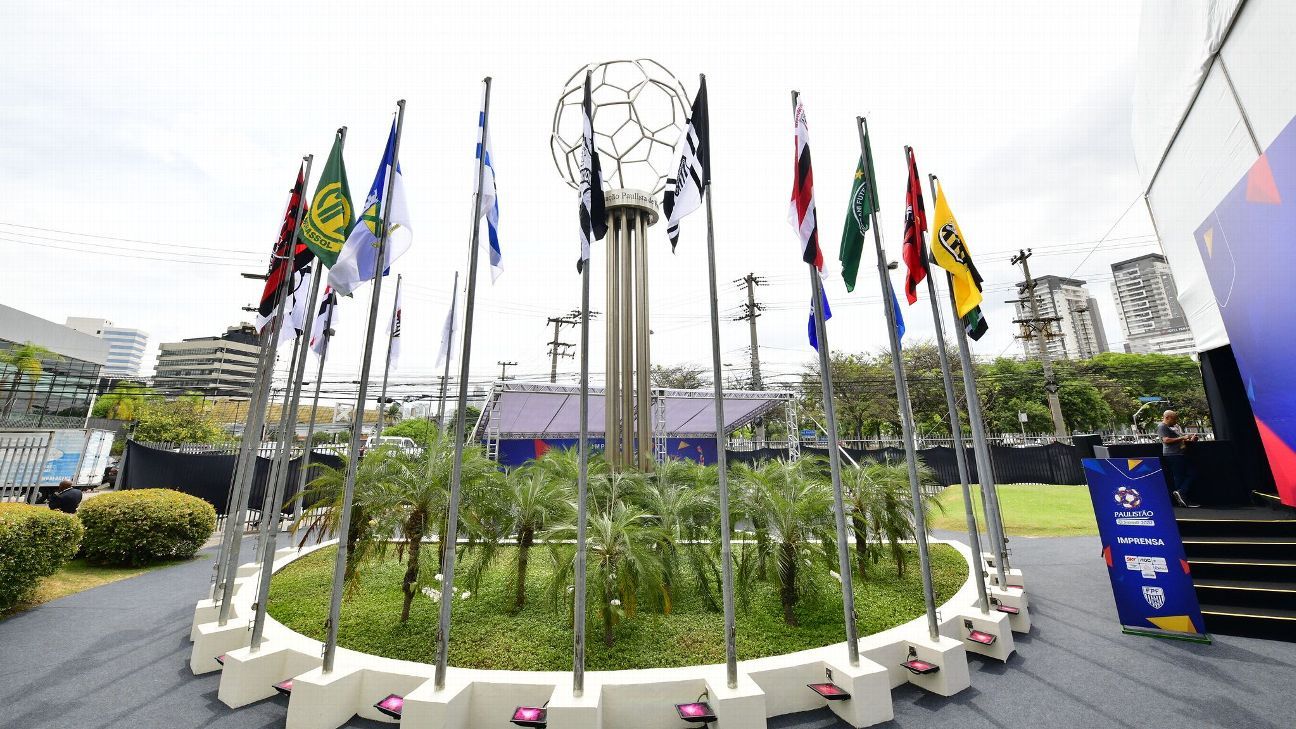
572, 217, 595, 696
255, 324, 301, 567
605, 210, 620, 469
434, 81, 488, 690
619, 212, 634, 468
634, 209, 653, 471
322, 100, 406, 673
375, 273, 402, 436
859, 116, 938, 641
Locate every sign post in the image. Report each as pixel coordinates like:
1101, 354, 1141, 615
1083, 457, 1210, 643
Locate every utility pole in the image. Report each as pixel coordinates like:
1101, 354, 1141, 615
734, 273, 767, 445
1010, 248, 1068, 439
545, 310, 583, 383
497, 361, 518, 381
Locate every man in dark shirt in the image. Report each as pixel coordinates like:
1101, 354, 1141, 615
1157, 410, 1199, 508
37, 479, 83, 514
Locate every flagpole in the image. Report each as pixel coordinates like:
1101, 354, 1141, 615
705, 75, 740, 689
322, 100, 406, 674
436, 271, 459, 429
375, 273, 402, 436
929, 173, 1011, 586
572, 199, 593, 698
858, 116, 938, 641
910, 152, 988, 614
435, 78, 489, 691
799, 91, 860, 666
217, 158, 311, 624
254, 311, 303, 568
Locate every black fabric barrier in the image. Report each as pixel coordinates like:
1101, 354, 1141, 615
726, 441, 1084, 486
119, 440, 342, 516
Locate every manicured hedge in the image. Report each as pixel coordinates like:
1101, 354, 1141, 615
0, 503, 84, 611
79, 489, 216, 566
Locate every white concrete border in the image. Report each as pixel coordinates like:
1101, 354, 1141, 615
192, 536, 1027, 729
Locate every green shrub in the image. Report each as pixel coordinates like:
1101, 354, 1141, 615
0, 503, 84, 611
79, 489, 216, 566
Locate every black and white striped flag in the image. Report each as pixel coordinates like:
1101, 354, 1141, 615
577, 70, 607, 272
663, 76, 710, 252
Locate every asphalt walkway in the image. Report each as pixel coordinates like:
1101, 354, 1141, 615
1, 534, 1292, 729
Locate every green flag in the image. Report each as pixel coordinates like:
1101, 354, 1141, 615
839, 145, 878, 292
298, 132, 354, 268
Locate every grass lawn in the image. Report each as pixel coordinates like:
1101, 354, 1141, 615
2, 556, 203, 618
268, 543, 966, 671
931, 483, 1098, 537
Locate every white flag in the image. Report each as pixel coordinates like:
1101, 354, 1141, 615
435, 283, 457, 368
477, 88, 502, 282
310, 285, 337, 360
328, 122, 412, 296
257, 266, 312, 349
387, 284, 402, 372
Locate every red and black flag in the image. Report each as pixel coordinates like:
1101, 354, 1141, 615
788, 99, 822, 272
257, 165, 314, 326
901, 146, 928, 304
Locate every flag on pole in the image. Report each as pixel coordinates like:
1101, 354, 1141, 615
435, 284, 457, 368
299, 132, 354, 268
279, 266, 313, 346
310, 285, 337, 359
929, 180, 985, 318
329, 122, 412, 296
838, 149, 877, 292
889, 271, 906, 343
477, 92, 503, 282
256, 164, 313, 338
808, 284, 832, 351
387, 284, 402, 372
788, 99, 823, 273
663, 76, 709, 252
902, 147, 928, 304
577, 71, 608, 272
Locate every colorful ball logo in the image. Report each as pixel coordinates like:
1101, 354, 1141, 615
1114, 486, 1142, 509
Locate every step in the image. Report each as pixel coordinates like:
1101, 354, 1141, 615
1175, 513, 1296, 539
1188, 557, 1296, 582
1180, 536, 1296, 561
1199, 603, 1296, 643
1192, 578, 1296, 611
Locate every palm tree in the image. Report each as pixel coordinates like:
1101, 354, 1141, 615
733, 457, 835, 626
844, 461, 943, 578
643, 458, 717, 612
547, 500, 666, 647
502, 466, 571, 610
0, 342, 57, 417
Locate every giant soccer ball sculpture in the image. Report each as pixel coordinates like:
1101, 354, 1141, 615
551, 60, 688, 471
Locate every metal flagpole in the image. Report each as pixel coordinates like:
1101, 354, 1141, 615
800, 91, 860, 666
859, 117, 938, 641
435, 271, 459, 428
254, 316, 303, 567
703, 78, 740, 687
375, 273, 402, 436
930, 174, 1010, 585
572, 208, 594, 697
217, 156, 311, 623
322, 100, 406, 673
909, 149, 987, 613
434, 79, 489, 691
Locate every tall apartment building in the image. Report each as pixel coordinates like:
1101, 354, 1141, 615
1015, 275, 1110, 361
65, 317, 149, 378
1110, 253, 1196, 356
153, 324, 262, 397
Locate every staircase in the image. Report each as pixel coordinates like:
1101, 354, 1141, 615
1176, 500, 1296, 642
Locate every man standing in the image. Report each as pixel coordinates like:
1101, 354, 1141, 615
1158, 410, 1199, 508
37, 479, 83, 514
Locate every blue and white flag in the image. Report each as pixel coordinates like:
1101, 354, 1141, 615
328, 122, 412, 296
889, 273, 906, 344
477, 94, 502, 282
808, 285, 832, 351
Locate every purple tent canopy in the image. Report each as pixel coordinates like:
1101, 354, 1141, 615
473, 383, 793, 439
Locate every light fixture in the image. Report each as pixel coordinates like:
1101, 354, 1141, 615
675, 700, 717, 724
964, 619, 997, 645
901, 646, 939, 675
272, 678, 293, 696
510, 705, 547, 728
374, 694, 404, 719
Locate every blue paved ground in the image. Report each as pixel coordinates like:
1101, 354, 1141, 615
2, 535, 1293, 729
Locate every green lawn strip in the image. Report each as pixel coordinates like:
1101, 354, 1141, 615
931, 483, 1098, 537
3, 556, 202, 617
268, 544, 967, 671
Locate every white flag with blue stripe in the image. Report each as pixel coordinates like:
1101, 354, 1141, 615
477, 91, 502, 283
328, 122, 412, 296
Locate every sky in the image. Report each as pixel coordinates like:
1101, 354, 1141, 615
0, 1, 1158, 408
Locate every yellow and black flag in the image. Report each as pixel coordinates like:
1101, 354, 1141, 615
929, 181, 989, 340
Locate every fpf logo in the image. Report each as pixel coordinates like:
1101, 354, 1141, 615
1114, 486, 1142, 509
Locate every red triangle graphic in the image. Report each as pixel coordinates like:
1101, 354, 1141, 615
1246, 154, 1282, 205
1103, 545, 1112, 568
1255, 418, 1296, 508
534, 439, 550, 459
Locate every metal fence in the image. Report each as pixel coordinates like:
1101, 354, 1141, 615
0, 413, 85, 430
0, 431, 54, 503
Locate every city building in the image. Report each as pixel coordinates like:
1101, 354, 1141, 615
153, 324, 262, 397
1109, 253, 1197, 356
65, 317, 150, 378
1015, 275, 1110, 361
0, 304, 107, 421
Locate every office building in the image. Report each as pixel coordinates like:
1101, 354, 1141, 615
65, 317, 150, 378
154, 324, 261, 397
1015, 275, 1110, 361
0, 304, 107, 420
1110, 253, 1196, 356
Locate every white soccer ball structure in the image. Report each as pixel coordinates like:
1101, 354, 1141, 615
551, 59, 689, 196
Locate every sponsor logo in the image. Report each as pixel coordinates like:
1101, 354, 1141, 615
1124, 555, 1169, 578
1116, 536, 1165, 545
1114, 486, 1142, 509
1143, 586, 1166, 609
1116, 517, 1156, 527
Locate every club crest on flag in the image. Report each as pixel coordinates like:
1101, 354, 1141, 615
851, 175, 871, 230
1143, 585, 1166, 609
306, 183, 353, 254
937, 223, 972, 266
